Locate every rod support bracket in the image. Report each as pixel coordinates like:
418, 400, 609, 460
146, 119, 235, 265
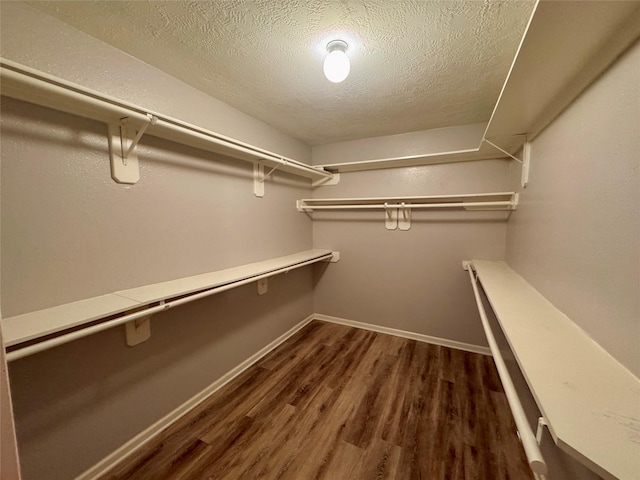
257, 278, 268, 295
536, 417, 548, 445
384, 203, 398, 230
254, 162, 265, 197
108, 114, 156, 185
125, 313, 152, 346
399, 202, 411, 231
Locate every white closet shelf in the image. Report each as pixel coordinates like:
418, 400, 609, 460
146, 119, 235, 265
312, 141, 513, 173
297, 192, 518, 211
469, 260, 640, 480
2, 249, 334, 351
484, 0, 640, 151
0, 59, 332, 183
313, 2, 640, 173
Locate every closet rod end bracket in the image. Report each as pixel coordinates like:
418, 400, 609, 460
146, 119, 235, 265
125, 314, 152, 346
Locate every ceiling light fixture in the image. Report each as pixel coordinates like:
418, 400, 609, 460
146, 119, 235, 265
323, 40, 350, 83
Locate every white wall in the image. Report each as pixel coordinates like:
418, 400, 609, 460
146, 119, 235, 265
506, 39, 640, 377
0, 4, 317, 480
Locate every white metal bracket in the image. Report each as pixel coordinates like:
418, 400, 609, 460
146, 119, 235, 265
511, 193, 520, 210
398, 203, 411, 231
312, 172, 340, 187
108, 114, 156, 185
257, 278, 268, 295
125, 314, 152, 346
536, 417, 548, 445
385, 204, 398, 230
254, 160, 285, 197
254, 162, 265, 197
484, 138, 524, 164
484, 139, 532, 188
327, 251, 340, 263
521, 142, 531, 188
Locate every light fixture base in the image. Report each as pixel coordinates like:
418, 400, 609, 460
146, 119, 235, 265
326, 40, 348, 53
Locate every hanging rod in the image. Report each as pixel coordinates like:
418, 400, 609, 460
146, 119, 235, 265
465, 265, 547, 476
5, 251, 334, 362
297, 192, 518, 212
0, 58, 332, 182
298, 201, 514, 211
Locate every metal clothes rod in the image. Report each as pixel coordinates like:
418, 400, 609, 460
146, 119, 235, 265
6, 253, 333, 362
466, 266, 547, 476
0, 59, 331, 180
299, 201, 513, 211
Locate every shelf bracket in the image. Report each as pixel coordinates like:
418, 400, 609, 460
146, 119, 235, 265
324, 251, 340, 263
484, 139, 523, 164
536, 417, 548, 445
125, 313, 152, 346
385, 203, 398, 230
511, 193, 520, 210
521, 142, 531, 188
108, 114, 157, 185
254, 160, 285, 197
398, 202, 411, 231
484, 139, 531, 188
257, 278, 268, 295
312, 172, 340, 187
253, 162, 264, 197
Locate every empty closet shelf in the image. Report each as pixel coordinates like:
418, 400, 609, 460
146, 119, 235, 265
2, 249, 334, 354
0, 59, 332, 182
297, 192, 518, 211
467, 260, 640, 480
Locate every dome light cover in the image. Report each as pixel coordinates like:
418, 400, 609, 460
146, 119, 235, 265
323, 40, 350, 83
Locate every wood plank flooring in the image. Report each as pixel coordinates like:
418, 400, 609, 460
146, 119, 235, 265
98, 320, 534, 480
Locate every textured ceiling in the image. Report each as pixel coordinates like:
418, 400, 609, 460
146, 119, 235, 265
26, 1, 535, 146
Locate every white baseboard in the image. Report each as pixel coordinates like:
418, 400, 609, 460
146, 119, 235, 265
312, 313, 491, 356
74, 314, 315, 480
76, 312, 488, 479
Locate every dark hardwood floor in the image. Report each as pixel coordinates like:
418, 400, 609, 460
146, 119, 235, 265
98, 320, 533, 480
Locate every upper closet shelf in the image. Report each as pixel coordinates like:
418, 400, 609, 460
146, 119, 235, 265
0, 59, 334, 190
2, 249, 336, 361
469, 260, 640, 480
313, 141, 509, 173
314, 1, 640, 174
484, 0, 640, 151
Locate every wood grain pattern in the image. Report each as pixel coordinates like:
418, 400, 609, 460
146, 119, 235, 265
98, 321, 534, 480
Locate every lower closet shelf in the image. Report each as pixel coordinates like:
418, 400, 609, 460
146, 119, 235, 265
469, 260, 640, 480
2, 249, 334, 357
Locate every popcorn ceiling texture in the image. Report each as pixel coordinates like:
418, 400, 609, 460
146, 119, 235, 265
27, 0, 535, 145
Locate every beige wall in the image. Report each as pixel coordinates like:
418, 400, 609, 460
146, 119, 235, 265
1, 98, 312, 316
506, 40, 640, 377
0, 4, 317, 480
312, 158, 512, 347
